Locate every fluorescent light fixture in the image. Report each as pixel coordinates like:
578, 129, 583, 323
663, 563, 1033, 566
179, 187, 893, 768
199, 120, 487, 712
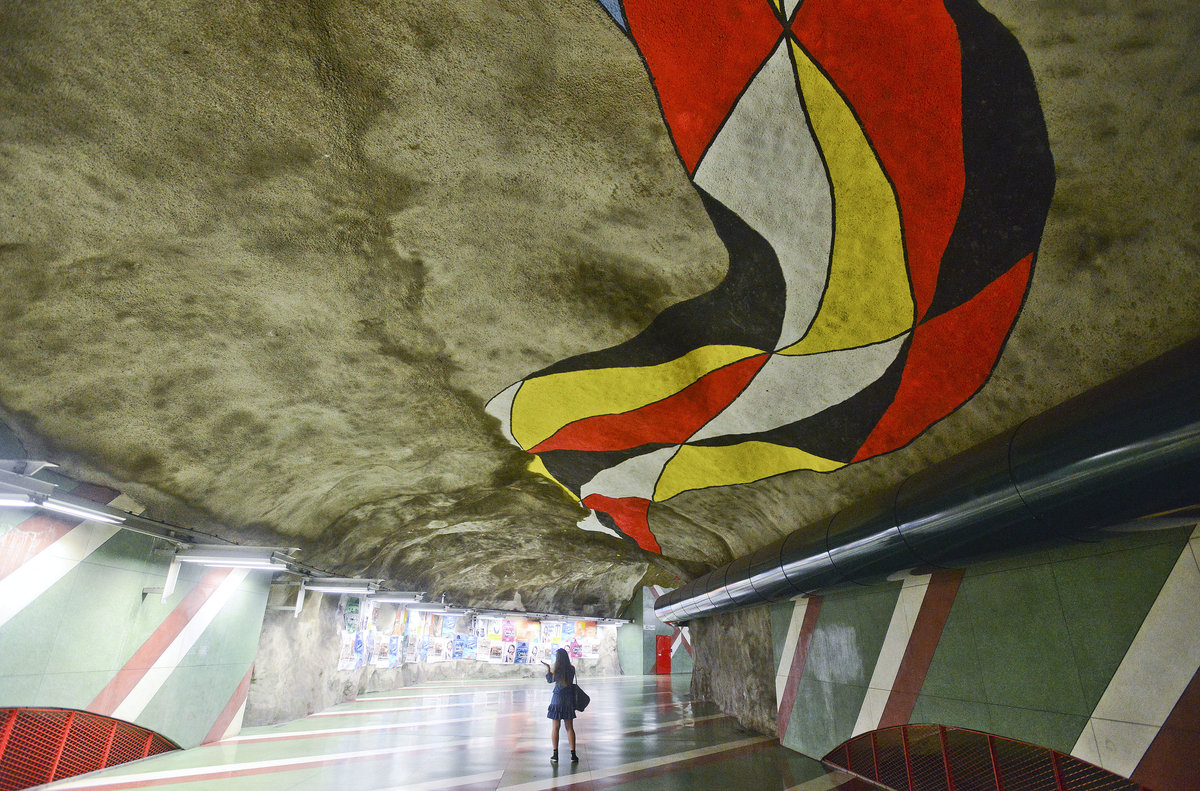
302, 577, 381, 595
174, 545, 294, 570
405, 604, 470, 615
41, 498, 125, 524
0, 495, 34, 508
370, 592, 424, 604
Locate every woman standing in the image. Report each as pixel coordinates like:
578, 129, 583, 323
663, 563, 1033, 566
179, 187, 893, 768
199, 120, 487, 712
541, 648, 579, 763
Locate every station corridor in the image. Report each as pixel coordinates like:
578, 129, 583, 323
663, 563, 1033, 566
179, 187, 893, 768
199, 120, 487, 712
35, 675, 864, 791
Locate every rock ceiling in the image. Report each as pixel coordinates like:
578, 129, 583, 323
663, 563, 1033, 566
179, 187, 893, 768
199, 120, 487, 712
1, 0, 1197, 615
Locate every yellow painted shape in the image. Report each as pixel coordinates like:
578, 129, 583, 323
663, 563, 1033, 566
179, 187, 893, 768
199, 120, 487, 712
528, 456, 580, 503
768, 0, 782, 13
780, 40, 913, 356
654, 441, 844, 501
510, 344, 764, 449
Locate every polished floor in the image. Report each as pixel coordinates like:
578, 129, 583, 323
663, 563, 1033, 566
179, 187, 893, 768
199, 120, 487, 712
39, 674, 869, 790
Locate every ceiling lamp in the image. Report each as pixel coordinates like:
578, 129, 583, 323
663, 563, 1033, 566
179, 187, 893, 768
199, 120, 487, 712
370, 592, 424, 604
173, 545, 296, 570
301, 577, 382, 595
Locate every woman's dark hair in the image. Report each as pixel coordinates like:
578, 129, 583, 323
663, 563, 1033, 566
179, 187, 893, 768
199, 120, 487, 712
552, 647, 573, 687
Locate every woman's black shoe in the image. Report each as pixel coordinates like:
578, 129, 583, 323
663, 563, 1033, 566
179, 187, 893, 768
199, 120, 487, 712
571, 751, 579, 763
551, 751, 559, 763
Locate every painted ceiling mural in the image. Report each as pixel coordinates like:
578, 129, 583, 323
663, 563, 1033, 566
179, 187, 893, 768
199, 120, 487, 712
487, 0, 1055, 554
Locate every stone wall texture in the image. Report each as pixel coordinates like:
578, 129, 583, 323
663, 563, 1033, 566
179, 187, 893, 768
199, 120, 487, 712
689, 605, 777, 736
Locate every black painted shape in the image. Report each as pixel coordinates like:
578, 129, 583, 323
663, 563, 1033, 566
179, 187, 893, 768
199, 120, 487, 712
923, 0, 1055, 322
690, 336, 911, 463
528, 187, 786, 379
536, 443, 675, 497
592, 509, 645, 548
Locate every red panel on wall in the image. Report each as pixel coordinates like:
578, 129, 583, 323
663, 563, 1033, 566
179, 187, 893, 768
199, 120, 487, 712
655, 635, 672, 675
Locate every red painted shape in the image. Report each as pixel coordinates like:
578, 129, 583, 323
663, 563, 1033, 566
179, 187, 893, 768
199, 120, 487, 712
853, 253, 1032, 462
203, 665, 255, 744
530, 354, 770, 453
792, 0, 963, 321
623, 0, 782, 174
581, 494, 660, 553
1132, 662, 1200, 790
655, 635, 672, 675
88, 568, 233, 716
878, 570, 964, 728
776, 596, 824, 738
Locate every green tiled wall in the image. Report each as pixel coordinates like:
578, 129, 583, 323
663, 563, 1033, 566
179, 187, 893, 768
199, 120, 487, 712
772, 528, 1190, 759
0, 523, 271, 747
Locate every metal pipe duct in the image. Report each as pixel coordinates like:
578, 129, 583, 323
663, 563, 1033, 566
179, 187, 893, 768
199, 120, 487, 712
655, 337, 1200, 624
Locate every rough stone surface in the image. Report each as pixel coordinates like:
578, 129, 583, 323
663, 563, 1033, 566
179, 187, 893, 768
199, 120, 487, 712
246, 592, 360, 725
689, 605, 777, 736
1, 0, 1198, 617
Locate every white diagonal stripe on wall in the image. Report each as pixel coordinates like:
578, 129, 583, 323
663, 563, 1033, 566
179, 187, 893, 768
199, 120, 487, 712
111, 567, 251, 722
776, 598, 809, 706
0, 521, 121, 629
852, 573, 931, 736
1070, 527, 1200, 777
0, 494, 142, 630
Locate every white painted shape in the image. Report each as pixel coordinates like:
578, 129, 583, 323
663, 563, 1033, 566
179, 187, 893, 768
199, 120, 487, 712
852, 688, 891, 737
1086, 718, 1163, 779
501, 736, 775, 791
782, 0, 804, 19
1084, 545, 1200, 726
111, 568, 252, 722
852, 574, 931, 735
693, 40, 833, 350
576, 512, 621, 539
220, 697, 248, 741
690, 336, 907, 441
776, 599, 810, 706
579, 446, 679, 501
1072, 537, 1200, 772
0, 522, 122, 629
1071, 720, 1103, 768
484, 381, 522, 446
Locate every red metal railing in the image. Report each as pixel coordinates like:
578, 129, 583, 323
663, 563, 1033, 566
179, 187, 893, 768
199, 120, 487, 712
0, 708, 178, 791
824, 724, 1148, 791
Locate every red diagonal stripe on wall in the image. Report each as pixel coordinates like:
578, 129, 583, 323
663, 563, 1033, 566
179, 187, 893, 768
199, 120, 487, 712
203, 664, 254, 744
1132, 662, 1200, 790
878, 569, 964, 728
88, 568, 233, 717
777, 596, 823, 738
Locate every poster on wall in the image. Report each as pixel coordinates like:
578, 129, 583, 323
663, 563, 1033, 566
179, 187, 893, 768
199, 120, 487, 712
568, 638, 582, 660
388, 635, 401, 668
464, 634, 478, 660
453, 634, 465, 659
582, 622, 597, 640
514, 641, 529, 664
488, 620, 502, 641
502, 642, 517, 664
502, 619, 515, 642
442, 615, 458, 637
488, 640, 503, 662
337, 632, 357, 671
